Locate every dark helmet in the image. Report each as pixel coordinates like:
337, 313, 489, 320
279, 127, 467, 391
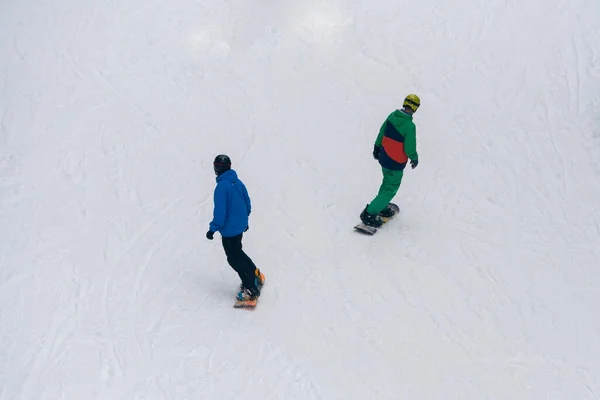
213, 154, 231, 175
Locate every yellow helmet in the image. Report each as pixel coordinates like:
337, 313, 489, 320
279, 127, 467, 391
403, 94, 420, 112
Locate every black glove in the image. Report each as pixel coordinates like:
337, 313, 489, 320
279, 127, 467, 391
206, 230, 214, 240
410, 159, 419, 169
373, 145, 382, 160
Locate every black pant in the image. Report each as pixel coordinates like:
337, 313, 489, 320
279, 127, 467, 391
221, 233, 258, 290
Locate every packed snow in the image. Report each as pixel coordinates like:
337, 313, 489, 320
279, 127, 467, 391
1, 0, 600, 398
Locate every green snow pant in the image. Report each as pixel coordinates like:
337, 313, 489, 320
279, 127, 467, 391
366, 167, 404, 215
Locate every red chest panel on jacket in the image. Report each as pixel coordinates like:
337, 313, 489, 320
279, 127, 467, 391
382, 136, 408, 163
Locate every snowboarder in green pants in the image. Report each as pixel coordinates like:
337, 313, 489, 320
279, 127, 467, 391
360, 94, 420, 227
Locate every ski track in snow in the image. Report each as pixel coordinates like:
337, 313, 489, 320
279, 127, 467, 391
1, 0, 600, 398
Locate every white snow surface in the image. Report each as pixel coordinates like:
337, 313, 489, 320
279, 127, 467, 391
1, 0, 600, 398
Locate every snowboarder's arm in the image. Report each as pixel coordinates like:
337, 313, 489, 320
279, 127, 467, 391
404, 126, 418, 161
374, 120, 387, 147
243, 186, 251, 216
209, 184, 227, 232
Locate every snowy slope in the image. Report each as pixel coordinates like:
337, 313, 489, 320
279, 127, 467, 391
1, 0, 600, 398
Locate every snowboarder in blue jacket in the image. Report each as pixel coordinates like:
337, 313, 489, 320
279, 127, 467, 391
206, 154, 265, 301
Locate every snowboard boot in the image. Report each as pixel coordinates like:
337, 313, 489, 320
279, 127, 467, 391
378, 205, 396, 218
255, 268, 265, 288
237, 286, 260, 301
360, 205, 383, 228
239, 269, 265, 291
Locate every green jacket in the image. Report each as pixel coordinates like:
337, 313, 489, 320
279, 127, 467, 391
375, 110, 418, 170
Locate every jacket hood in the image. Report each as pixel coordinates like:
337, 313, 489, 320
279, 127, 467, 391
393, 109, 413, 120
216, 169, 238, 183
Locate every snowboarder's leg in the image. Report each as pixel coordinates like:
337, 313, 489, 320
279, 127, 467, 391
221, 234, 258, 294
239, 234, 265, 288
366, 168, 403, 215
238, 235, 257, 270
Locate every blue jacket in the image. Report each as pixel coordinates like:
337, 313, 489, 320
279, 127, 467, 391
209, 170, 251, 237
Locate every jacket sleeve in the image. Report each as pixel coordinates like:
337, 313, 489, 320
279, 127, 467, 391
404, 124, 418, 161
374, 119, 387, 147
209, 184, 227, 232
243, 186, 251, 216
